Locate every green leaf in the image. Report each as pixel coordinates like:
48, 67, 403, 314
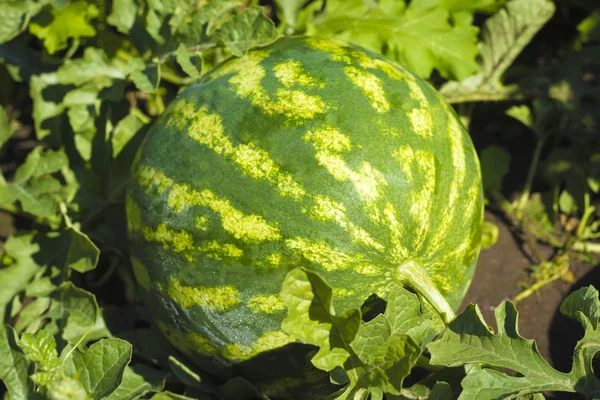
55, 47, 129, 85
26, 275, 57, 298
29, 1, 100, 54
63, 228, 100, 273
384, 287, 433, 344
338, 332, 422, 399
37, 228, 100, 275
19, 330, 61, 380
480, 145, 511, 192
351, 315, 391, 365
13, 147, 68, 183
307, 0, 479, 80
184, 0, 244, 38
112, 112, 148, 157
47, 377, 90, 400
104, 364, 166, 400
151, 392, 196, 400
427, 294, 600, 399
215, 6, 280, 57
167, 355, 220, 395
578, 9, 600, 44
280, 268, 424, 398
403, 367, 467, 400
14, 296, 51, 333
168, 355, 203, 389
62, 338, 132, 400
428, 381, 454, 400
0, 147, 75, 218
0, 104, 12, 151
481, 220, 500, 250
560, 286, 600, 332
559, 190, 577, 214
175, 43, 202, 79
221, 376, 260, 400
48, 282, 99, 345
280, 267, 360, 371
0, 233, 42, 321
0, 325, 30, 400
29, 47, 131, 150
130, 63, 160, 93
506, 104, 534, 128
117, 326, 176, 369
0, 0, 46, 43
417, 0, 506, 14
440, 0, 555, 102
107, 0, 139, 34
275, 0, 307, 32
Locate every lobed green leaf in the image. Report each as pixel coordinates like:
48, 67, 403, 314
215, 6, 280, 57
0, 325, 30, 400
440, 0, 555, 102
62, 338, 132, 400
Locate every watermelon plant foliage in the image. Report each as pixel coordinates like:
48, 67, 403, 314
0, 0, 599, 399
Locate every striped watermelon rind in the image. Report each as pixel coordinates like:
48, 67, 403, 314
126, 36, 483, 373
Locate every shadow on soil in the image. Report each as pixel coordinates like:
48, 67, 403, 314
549, 262, 600, 370
548, 262, 600, 399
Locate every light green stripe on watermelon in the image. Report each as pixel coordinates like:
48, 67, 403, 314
392, 146, 436, 251
126, 36, 484, 369
141, 223, 195, 261
344, 66, 390, 113
248, 294, 286, 314
303, 125, 389, 222
273, 59, 321, 88
168, 278, 240, 311
216, 50, 328, 122
167, 100, 306, 200
223, 331, 295, 362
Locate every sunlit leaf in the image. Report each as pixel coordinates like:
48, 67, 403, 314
62, 338, 132, 400
29, 1, 100, 54
215, 6, 280, 57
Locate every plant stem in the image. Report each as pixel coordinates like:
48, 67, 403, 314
160, 67, 189, 86
572, 240, 600, 254
576, 193, 595, 240
518, 139, 545, 214
395, 260, 455, 325
490, 190, 515, 221
513, 258, 569, 303
59, 202, 73, 228
130, 108, 151, 124
443, 85, 525, 104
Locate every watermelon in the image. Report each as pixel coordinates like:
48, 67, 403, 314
126, 36, 483, 391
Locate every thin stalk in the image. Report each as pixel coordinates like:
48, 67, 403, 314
130, 107, 151, 124
572, 240, 600, 254
395, 260, 455, 325
490, 190, 516, 222
513, 259, 569, 303
160, 67, 189, 86
88, 255, 119, 287
518, 139, 545, 214
64, 38, 80, 60
59, 202, 73, 228
576, 193, 595, 240
444, 89, 526, 104
524, 230, 544, 264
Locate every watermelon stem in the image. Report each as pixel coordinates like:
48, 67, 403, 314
394, 260, 456, 325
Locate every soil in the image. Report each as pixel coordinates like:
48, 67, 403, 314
460, 211, 600, 399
